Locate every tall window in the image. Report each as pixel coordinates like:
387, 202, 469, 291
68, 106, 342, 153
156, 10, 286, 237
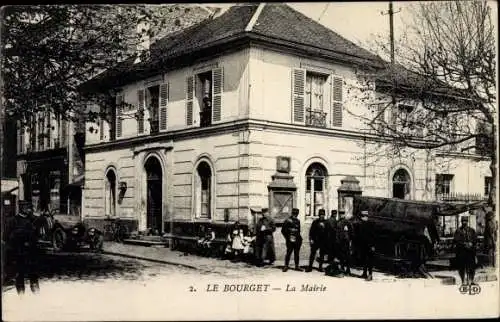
197, 72, 212, 127
392, 168, 411, 199
105, 169, 117, 217
194, 161, 212, 219
484, 176, 493, 197
305, 73, 327, 127
305, 163, 327, 217
435, 174, 454, 198
147, 85, 160, 133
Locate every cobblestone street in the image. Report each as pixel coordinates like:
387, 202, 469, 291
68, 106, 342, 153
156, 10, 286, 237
3, 245, 499, 321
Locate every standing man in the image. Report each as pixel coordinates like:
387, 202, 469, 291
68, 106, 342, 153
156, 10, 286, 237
255, 208, 276, 266
483, 210, 497, 267
337, 211, 353, 276
453, 216, 478, 286
326, 210, 338, 266
306, 209, 328, 272
281, 208, 303, 272
6, 202, 40, 294
358, 211, 375, 281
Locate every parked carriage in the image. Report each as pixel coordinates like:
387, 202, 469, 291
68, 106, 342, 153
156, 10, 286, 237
350, 195, 487, 273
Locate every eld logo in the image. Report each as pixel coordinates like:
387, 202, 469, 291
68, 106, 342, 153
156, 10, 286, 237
459, 284, 481, 295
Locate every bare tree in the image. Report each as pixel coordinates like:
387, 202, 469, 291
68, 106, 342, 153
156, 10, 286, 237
349, 1, 496, 207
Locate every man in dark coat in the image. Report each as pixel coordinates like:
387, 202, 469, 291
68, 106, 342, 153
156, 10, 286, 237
281, 208, 303, 272
453, 216, 478, 285
326, 210, 338, 264
336, 211, 353, 275
306, 209, 328, 272
255, 208, 276, 266
358, 211, 375, 281
483, 210, 497, 267
6, 202, 40, 294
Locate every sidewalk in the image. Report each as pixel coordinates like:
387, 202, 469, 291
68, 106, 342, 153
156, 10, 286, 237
102, 242, 499, 284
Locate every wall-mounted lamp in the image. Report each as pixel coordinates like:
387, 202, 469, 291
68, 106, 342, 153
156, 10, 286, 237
119, 181, 127, 191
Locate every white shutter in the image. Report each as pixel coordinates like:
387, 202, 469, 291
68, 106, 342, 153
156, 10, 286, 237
292, 68, 306, 124
212, 68, 223, 123
17, 121, 25, 154
332, 75, 343, 127
116, 94, 123, 138
159, 83, 169, 131
137, 89, 145, 134
194, 173, 202, 218
186, 76, 194, 126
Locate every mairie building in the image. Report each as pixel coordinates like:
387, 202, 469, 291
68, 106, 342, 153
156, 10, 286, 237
81, 3, 491, 258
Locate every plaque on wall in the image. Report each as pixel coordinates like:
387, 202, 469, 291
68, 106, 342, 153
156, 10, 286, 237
276, 156, 291, 173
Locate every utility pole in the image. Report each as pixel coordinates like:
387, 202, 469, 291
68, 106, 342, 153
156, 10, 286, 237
389, 1, 395, 64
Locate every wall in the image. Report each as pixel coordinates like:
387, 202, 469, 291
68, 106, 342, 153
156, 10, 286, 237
248, 46, 370, 132
86, 48, 250, 145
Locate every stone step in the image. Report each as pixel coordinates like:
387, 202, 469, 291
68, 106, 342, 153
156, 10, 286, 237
122, 239, 167, 247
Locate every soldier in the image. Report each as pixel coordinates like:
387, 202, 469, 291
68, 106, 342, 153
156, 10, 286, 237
281, 208, 303, 272
306, 209, 328, 272
326, 210, 338, 265
255, 208, 276, 266
358, 211, 375, 281
453, 216, 478, 285
483, 210, 497, 267
336, 211, 353, 276
6, 202, 40, 294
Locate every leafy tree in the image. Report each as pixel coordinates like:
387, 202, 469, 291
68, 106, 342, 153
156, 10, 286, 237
348, 1, 496, 207
1, 4, 212, 125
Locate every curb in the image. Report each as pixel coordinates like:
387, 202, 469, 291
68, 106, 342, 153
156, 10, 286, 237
102, 250, 199, 271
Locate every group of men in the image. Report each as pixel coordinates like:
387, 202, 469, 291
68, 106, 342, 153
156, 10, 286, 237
253, 207, 375, 280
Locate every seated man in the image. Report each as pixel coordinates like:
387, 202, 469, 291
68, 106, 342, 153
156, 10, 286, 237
197, 227, 216, 256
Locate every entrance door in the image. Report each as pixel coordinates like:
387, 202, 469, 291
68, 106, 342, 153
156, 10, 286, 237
145, 157, 162, 234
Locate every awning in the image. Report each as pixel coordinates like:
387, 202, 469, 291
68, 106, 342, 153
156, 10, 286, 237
66, 174, 84, 189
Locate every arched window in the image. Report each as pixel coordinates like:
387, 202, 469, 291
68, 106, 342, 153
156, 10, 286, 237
305, 163, 328, 217
392, 168, 411, 199
105, 168, 117, 216
194, 161, 212, 219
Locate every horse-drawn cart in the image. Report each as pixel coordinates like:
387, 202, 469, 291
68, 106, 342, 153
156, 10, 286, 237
351, 196, 487, 274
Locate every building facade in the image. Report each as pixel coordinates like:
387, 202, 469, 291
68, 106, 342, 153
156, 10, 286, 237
82, 4, 492, 256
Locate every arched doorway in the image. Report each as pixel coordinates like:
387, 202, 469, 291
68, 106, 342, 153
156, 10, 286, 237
305, 162, 328, 217
145, 157, 163, 234
105, 169, 116, 216
392, 168, 411, 199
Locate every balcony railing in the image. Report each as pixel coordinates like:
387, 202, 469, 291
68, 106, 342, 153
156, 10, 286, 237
200, 109, 212, 128
149, 120, 159, 134
305, 108, 327, 128
435, 192, 487, 202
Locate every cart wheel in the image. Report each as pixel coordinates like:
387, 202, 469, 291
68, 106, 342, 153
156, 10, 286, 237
52, 228, 66, 251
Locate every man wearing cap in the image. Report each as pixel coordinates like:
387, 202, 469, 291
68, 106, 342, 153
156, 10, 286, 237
453, 216, 478, 285
358, 211, 375, 281
483, 210, 497, 267
5, 202, 40, 294
336, 211, 353, 275
281, 208, 303, 272
306, 209, 328, 272
326, 210, 338, 265
255, 208, 276, 266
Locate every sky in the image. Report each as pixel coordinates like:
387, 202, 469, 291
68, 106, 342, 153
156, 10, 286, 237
207, 1, 498, 59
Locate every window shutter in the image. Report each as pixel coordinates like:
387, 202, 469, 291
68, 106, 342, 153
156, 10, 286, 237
377, 104, 385, 133
137, 89, 145, 134
116, 94, 123, 138
17, 121, 25, 154
212, 67, 223, 122
332, 75, 343, 127
159, 83, 169, 131
99, 118, 104, 141
186, 76, 194, 126
292, 68, 306, 124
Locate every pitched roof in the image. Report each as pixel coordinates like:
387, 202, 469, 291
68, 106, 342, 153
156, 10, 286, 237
83, 3, 385, 90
